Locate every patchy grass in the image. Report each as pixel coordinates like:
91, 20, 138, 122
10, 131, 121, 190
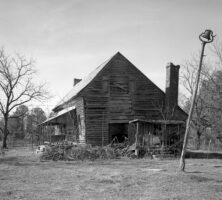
0, 148, 221, 200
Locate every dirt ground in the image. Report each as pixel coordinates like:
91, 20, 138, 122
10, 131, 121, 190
0, 148, 221, 200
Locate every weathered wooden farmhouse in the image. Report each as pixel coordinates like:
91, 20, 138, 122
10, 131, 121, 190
40, 52, 187, 148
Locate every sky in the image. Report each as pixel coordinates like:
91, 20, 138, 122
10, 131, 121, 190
0, 0, 221, 114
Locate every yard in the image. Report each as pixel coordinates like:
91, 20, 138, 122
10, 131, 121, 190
0, 148, 221, 200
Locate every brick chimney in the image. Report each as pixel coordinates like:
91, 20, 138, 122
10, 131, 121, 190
165, 63, 180, 115
73, 78, 82, 86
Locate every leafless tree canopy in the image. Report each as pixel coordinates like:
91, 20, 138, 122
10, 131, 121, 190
180, 40, 222, 150
0, 48, 48, 148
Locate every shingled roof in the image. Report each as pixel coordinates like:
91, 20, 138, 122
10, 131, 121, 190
53, 52, 119, 111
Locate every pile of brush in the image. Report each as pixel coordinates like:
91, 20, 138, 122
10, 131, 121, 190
110, 142, 133, 157
67, 145, 117, 161
39, 140, 139, 162
39, 144, 73, 161
39, 144, 119, 162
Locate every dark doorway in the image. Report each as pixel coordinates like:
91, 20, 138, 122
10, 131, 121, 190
109, 123, 128, 143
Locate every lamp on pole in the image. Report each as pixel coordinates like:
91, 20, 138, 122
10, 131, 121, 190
179, 29, 215, 171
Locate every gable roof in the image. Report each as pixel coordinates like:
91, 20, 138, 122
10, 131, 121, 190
53, 52, 118, 111
53, 52, 187, 117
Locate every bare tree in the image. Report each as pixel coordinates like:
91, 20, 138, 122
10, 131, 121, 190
180, 41, 222, 150
0, 48, 48, 148
180, 54, 212, 149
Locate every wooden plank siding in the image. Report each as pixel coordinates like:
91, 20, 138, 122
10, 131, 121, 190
81, 53, 178, 146
44, 53, 187, 146
49, 53, 187, 146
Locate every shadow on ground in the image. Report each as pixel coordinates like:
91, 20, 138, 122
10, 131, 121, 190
0, 156, 41, 167
186, 151, 222, 159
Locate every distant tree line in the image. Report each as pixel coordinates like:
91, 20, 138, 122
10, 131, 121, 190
0, 105, 47, 146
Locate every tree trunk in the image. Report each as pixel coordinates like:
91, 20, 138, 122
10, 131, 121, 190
196, 130, 201, 150
2, 134, 7, 148
2, 116, 9, 149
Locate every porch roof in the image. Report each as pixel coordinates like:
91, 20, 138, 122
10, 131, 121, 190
40, 106, 76, 125
129, 119, 185, 125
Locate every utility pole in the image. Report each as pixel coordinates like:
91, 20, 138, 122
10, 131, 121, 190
179, 29, 215, 171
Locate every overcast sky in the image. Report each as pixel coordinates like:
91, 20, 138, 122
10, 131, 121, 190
0, 0, 221, 113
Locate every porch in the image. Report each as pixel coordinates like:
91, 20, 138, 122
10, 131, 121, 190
128, 119, 186, 156
39, 106, 81, 144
